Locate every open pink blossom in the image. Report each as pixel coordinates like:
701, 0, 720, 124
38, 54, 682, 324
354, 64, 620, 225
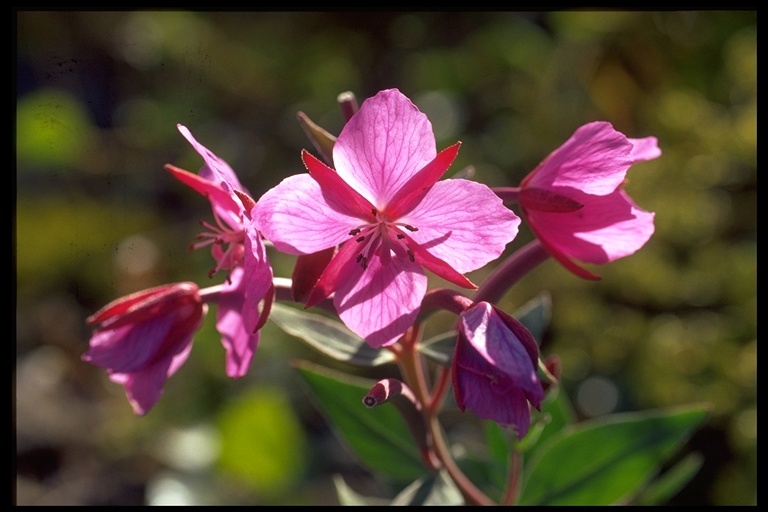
82, 282, 206, 415
519, 121, 660, 279
165, 124, 260, 278
452, 301, 544, 439
253, 89, 520, 347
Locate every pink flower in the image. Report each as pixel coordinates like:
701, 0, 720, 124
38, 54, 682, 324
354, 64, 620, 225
452, 301, 544, 439
82, 283, 206, 415
519, 121, 661, 279
164, 124, 274, 369
253, 89, 520, 347
165, 124, 260, 278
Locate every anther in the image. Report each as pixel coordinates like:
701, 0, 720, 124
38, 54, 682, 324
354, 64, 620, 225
407, 250, 415, 262
403, 225, 418, 232
356, 236, 366, 243
349, 228, 361, 236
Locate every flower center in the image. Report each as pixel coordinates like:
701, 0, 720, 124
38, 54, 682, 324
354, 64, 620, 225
190, 210, 245, 278
348, 209, 418, 269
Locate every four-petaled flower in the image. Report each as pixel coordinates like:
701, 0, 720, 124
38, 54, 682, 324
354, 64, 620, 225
253, 89, 521, 347
82, 282, 206, 415
452, 301, 544, 439
519, 121, 661, 279
164, 124, 275, 367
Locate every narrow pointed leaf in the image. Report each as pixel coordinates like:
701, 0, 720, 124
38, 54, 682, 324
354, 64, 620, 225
294, 361, 424, 481
513, 292, 552, 345
418, 330, 457, 366
269, 303, 395, 366
390, 470, 465, 505
631, 452, 704, 505
519, 404, 711, 505
333, 474, 392, 506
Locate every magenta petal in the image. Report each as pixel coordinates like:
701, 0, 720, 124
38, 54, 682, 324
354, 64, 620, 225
526, 189, 655, 264
165, 164, 242, 229
216, 267, 258, 378
525, 121, 635, 196
252, 174, 359, 254
302, 149, 376, 218
628, 136, 662, 162
404, 179, 521, 274
113, 341, 193, 416
333, 89, 437, 208
385, 142, 461, 219
334, 253, 427, 348
177, 124, 247, 194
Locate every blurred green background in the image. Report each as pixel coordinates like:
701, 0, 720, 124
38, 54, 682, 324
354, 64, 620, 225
15, 11, 755, 505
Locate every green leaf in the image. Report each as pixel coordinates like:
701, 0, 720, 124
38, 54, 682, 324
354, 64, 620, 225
418, 330, 457, 366
333, 474, 391, 506
520, 385, 576, 454
390, 470, 465, 505
269, 303, 395, 366
513, 291, 551, 345
631, 452, 704, 505
519, 404, 711, 505
294, 360, 425, 482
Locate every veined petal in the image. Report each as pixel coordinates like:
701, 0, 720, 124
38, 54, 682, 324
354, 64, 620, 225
403, 179, 521, 274
524, 121, 635, 196
251, 174, 359, 254
526, 188, 655, 264
401, 232, 476, 289
458, 303, 542, 399
333, 253, 427, 348
333, 89, 437, 208
305, 238, 362, 308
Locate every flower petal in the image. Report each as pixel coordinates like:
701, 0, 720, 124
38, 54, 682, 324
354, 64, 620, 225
177, 124, 246, 194
333, 252, 427, 348
628, 136, 662, 162
252, 174, 360, 254
526, 188, 655, 264
302, 149, 376, 218
403, 179, 521, 274
216, 267, 258, 378
333, 89, 437, 208
524, 121, 636, 196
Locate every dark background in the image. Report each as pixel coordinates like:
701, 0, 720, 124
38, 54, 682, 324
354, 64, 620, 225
16, 11, 756, 505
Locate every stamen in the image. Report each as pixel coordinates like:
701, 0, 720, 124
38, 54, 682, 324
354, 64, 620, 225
349, 228, 361, 236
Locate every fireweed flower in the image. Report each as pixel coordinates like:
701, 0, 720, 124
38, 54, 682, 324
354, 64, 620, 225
518, 121, 661, 279
82, 282, 206, 415
253, 89, 520, 347
164, 124, 274, 358
452, 301, 544, 439
165, 124, 263, 279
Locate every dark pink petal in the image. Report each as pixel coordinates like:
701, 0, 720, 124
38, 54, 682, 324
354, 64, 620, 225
524, 122, 635, 196
333, 89, 437, 208
302, 149, 376, 218
251, 174, 361, 254
401, 232, 476, 289
165, 164, 242, 229
305, 238, 363, 308
333, 252, 428, 348
385, 142, 461, 219
291, 248, 336, 303
518, 187, 584, 213
403, 179, 521, 274
525, 188, 655, 265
